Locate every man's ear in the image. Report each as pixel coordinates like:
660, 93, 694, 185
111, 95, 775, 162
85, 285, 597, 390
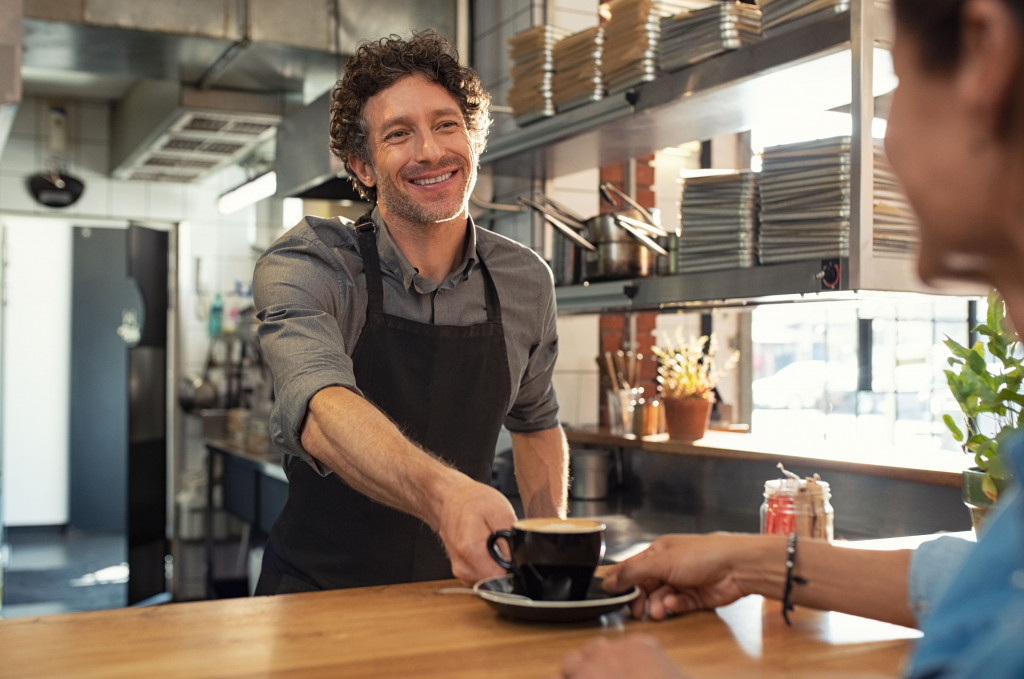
348, 154, 376, 188
957, 0, 1023, 135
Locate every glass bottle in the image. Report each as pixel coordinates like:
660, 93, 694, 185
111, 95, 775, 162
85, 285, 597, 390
760, 477, 834, 542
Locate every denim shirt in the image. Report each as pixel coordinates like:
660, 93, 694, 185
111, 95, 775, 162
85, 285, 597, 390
904, 437, 1024, 678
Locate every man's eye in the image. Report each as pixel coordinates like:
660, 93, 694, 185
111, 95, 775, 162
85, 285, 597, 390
385, 130, 407, 141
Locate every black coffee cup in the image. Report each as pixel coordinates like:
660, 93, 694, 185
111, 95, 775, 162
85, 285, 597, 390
486, 517, 606, 601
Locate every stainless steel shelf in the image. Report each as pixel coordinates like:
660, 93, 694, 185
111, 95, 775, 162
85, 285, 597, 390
555, 258, 849, 314
482, 12, 853, 176
495, 3, 979, 314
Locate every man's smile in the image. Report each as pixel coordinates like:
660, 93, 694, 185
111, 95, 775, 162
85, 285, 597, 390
410, 170, 456, 186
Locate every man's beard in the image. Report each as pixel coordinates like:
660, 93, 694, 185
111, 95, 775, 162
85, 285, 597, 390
374, 157, 476, 227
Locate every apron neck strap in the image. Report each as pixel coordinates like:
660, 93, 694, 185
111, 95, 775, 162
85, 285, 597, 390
354, 212, 384, 313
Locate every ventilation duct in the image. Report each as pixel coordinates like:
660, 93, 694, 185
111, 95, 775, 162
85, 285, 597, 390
111, 80, 285, 183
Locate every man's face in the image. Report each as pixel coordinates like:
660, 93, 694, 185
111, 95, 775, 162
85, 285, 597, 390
350, 74, 478, 230
884, 27, 1000, 285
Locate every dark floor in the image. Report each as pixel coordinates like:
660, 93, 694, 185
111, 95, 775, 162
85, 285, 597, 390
2, 526, 127, 618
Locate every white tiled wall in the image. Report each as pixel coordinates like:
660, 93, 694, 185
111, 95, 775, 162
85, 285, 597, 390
0, 96, 257, 369
552, 315, 601, 427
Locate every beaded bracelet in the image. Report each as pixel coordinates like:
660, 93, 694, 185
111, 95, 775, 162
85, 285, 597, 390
782, 532, 808, 625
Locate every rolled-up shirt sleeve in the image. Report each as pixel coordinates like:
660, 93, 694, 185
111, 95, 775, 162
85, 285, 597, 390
503, 259, 560, 433
908, 535, 975, 625
253, 231, 361, 473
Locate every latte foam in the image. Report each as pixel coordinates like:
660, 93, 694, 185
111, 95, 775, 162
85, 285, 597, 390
514, 518, 605, 534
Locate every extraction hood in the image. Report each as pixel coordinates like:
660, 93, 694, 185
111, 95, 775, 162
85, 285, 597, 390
111, 79, 285, 183
274, 88, 361, 201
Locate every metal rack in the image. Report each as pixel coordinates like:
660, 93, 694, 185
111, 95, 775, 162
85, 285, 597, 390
480, 2, 985, 313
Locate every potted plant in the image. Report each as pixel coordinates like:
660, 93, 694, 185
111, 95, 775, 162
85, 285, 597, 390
942, 290, 1019, 529
651, 330, 738, 440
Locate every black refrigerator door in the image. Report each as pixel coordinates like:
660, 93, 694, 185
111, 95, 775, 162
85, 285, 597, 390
126, 224, 169, 605
69, 224, 169, 605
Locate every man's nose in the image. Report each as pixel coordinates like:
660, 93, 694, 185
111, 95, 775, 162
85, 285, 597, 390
416, 130, 445, 162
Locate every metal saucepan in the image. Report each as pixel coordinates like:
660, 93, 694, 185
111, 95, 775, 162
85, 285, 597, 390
588, 240, 657, 279
522, 193, 665, 281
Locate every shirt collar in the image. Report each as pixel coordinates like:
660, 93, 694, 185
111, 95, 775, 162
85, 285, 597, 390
370, 206, 478, 293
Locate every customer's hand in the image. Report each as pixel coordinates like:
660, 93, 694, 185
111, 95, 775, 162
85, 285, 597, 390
557, 635, 689, 679
436, 478, 517, 585
603, 533, 754, 620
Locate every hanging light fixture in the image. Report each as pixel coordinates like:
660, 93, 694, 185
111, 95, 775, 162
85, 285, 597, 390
26, 105, 85, 208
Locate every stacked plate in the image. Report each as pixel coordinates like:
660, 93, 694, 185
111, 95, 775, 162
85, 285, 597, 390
602, 0, 714, 92
659, 1, 763, 72
758, 136, 854, 264
759, 0, 850, 38
758, 136, 916, 264
872, 149, 918, 257
506, 25, 572, 126
551, 25, 605, 112
677, 171, 759, 273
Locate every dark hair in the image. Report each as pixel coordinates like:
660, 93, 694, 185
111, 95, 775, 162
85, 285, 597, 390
893, 0, 1024, 137
892, 0, 1024, 69
328, 29, 492, 203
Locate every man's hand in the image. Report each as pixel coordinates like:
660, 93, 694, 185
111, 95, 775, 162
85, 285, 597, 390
435, 478, 518, 585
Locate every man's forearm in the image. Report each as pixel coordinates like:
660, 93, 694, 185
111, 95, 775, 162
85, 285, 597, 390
510, 426, 569, 518
300, 385, 463, 531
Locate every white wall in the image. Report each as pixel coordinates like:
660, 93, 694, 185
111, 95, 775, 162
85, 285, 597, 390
0, 96, 258, 527
1, 219, 72, 525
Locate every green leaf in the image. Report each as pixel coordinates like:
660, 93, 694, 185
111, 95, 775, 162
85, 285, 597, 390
982, 474, 1000, 502
942, 414, 964, 442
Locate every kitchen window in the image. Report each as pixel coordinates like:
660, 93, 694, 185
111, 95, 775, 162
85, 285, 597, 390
749, 294, 984, 456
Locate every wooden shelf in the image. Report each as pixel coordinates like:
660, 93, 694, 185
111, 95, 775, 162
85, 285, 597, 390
565, 426, 968, 488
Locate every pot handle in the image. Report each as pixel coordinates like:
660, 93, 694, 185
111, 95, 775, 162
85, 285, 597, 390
598, 183, 619, 209
614, 215, 668, 256
600, 181, 659, 226
519, 198, 597, 252
616, 214, 669, 238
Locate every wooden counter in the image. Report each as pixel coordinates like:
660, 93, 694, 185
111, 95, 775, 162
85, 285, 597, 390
566, 426, 968, 487
0, 574, 918, 678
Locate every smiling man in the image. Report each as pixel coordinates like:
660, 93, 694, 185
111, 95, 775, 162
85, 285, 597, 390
251, 30, 569, 594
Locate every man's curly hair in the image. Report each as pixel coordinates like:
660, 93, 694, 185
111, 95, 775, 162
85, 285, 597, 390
329, 30, 492, 203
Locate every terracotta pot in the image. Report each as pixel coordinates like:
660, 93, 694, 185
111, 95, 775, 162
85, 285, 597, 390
663, 396, 713, 440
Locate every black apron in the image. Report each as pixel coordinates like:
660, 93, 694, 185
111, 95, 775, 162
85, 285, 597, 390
256, 214, 511, 594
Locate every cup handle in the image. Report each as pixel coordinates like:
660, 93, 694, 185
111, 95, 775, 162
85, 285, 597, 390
486, 530, 514, 570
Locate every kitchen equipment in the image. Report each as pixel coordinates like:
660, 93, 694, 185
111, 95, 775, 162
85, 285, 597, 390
570, 449, 612, 500
521, 193, 665, 282
177, 373, 218, 414
518, 196, 592, 286
599, 181, 660, 228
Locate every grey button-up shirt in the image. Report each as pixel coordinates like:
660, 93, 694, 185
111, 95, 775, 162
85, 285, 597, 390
253, 208, 561, 471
